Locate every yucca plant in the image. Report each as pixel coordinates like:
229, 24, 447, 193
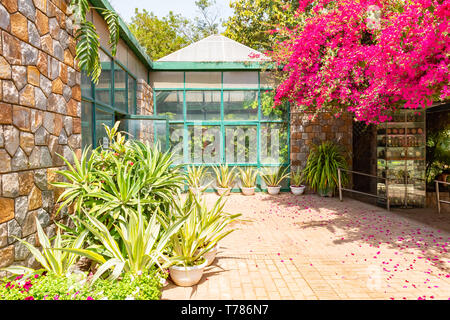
212, 165, 236, 189
260, 166, 290, 187
186, 166, 211, 192
302, 141, 349, 195
59, 201, 188, 284
290, 168, 303, 187
238, 167, 258, 188
0, 217, 88, 278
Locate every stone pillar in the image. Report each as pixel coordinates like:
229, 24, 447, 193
135, 79, 154, 143
290, 107, 353, 171
0, 0, 81, 273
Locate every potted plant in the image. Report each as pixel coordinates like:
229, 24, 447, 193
260, 166, 290, 195
290, 169, 305, 195
238, 167, 258, 195
302, 141, 349, 197
186, 165, 211, 194
212, 165, 236, 196
166, 194, 241, 285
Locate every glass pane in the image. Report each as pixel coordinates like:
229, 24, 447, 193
169, 124, 184, 164
188, 125, 221, 164
81, 71, 92, 99
260, 91, 287, 121
95, 50, 112, 105
128, 76, 136, 114
114, 63, 127, 112
119, 119, 167, 150
260, 123, 289, 164
186, 91, 221, 121
150, 71, 184, 88
225, 126, 257, 164
223, 91, 258, 120
155, 91, 184, 120
81, 101, 93, 148
185, 72, 221, 88
223, 71, 258, 88
260, 71, 277, 88
95, 109, 114, 148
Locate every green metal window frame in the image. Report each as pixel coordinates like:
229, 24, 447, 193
153, 71, 291, 192
81, 47, 138, 149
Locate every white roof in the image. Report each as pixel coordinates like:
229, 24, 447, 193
157, 34, 270, 62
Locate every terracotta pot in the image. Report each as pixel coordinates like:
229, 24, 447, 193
169, 260, 208, 287
290, 185, 305, 195
241, 186, 255, 196
216, 187, 231, 196
267, 186, 281, 195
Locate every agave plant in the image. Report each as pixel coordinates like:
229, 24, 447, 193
186, 166, 211, 191
290, 168, 303, 187
59, 201, 188, 284
212, 165, 236, 189
238, 167, 258, 188
161, 193, 241, 267
302, 141, 349, 195
260, 166, 290, 187
0, 217, 88, 278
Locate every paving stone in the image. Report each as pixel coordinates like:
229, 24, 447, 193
37, 208, 50, 227
19, 132, 34, 155
14, 238, 29, 260
34, 125, 49, 146
21, 42, 38, 65
35, 86, 47, 110
0, 56, 12, 79
0, 103, 13, 124
0, 198, 14, 224
34, 169, 47, 190
13, 105, 30, 130
0, 245, 14, 268
0, 149, 11, 173
0, 222, 7, 248
0, 126, 3, 148
2, 173, 19, 198
0, 4, 11, 31
10, 12, 28, 42
58, 129, 67, 145
28, 185, 42, 211
2, 32, 22, 65
18, 0, 35, 21
2, 80, 18, 104
28, 20, 41, 48
35, 8, 49, 35
18, 170, 33, 195
40, 74, 51, 97
12, 65, 28, 91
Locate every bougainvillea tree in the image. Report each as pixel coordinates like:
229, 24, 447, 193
268, 0, 449, 124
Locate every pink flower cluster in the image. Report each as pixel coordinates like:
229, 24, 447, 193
269, 0, 449, 124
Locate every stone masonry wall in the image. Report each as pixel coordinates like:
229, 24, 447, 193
135, 78, 154, 142
0, 0, 81, 272
290, 108, 353, 172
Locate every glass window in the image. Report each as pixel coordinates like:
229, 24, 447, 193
169, 124, 184, 164
260, 123, 289, 164
95, 50, 112, 105
188, 125, 221, 164
114, 63, 127, 112
150, 72, 184, 89
260, 71, 277, 89
186, 91, 221, 121
223, 91, 258, 120
260, 91, 287, 121
95, 108, 114, 148
81, 71, 92, 99
185, 72, 221, 88
223, 72, 258, 88
128, 76, 136, 114
155, 91, 184, 120
225, 125, 257, 164
81, 101, 93, 148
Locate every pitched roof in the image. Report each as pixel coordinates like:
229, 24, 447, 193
157, 34, 270, 63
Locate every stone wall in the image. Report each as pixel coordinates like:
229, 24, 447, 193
135, 79, 154, 143
290, 108, 353, 171
0, 0, 81, 272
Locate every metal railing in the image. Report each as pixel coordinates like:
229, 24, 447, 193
337, 168, 390, 211
435, 180, 450, 214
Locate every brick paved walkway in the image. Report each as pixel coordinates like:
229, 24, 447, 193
161, 193, 450, 300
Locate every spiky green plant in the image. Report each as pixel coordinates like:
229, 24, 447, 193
212, 165, 237, 189
302, 141, 349, 194
290, 168, 303, 186
0, 218, 88, 278
238, 167, 258, 188
186, 166, 211, 190
260, 166, 290, 187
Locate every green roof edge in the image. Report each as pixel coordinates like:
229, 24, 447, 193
89, 0, 154, 70
152, 61, 275, 71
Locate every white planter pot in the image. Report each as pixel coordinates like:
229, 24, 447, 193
216, 187, 231, 196
169, 260, 208, 287
241, 186, 255, 196
267, 186, 281, 195
204, 244, 219, 266
290, 185, 305, 195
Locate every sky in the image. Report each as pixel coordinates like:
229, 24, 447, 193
108, 0, 234, 29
